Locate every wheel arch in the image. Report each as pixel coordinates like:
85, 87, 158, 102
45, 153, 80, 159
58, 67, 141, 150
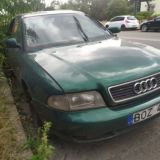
21, 79, 34, 98
140, 23, 148, 30
21, 79, 28, 91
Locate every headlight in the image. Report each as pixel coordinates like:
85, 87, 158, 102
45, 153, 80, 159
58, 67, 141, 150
47, 91, 106, 111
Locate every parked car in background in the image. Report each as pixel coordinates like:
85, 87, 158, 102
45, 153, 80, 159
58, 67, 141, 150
105, 15, 139, 30
140, 16, 160, 32
3, 10, 160, 143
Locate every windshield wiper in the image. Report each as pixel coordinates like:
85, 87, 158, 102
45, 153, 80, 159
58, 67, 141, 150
73, 16, 89, 42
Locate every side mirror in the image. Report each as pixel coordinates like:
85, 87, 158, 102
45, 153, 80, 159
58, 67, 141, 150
5, 38, 21, 48
108, 27, 121, 34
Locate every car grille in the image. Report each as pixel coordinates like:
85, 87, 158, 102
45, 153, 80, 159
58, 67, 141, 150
108, 73, 160, 103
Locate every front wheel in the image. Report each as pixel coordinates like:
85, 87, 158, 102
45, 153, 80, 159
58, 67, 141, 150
23, 86, 42, 128
141, 25, 148, 32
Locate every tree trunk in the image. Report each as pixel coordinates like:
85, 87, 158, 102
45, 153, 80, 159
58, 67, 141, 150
146, 0, 151, 11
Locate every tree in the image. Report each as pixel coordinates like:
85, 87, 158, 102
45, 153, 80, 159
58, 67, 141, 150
90, 0, 109, 20
106, 0, 132, 19
59, 0, 132, 20
60, 0, 92, 15
145, 0, 152, 11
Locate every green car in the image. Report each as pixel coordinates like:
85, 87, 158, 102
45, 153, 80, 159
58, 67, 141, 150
4, 10, 160, 142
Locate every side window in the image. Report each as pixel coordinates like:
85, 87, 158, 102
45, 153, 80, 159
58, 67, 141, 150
155, 17, 160, 21
8, 18, 22, 47
117, 17, 124, 21
75, 15, 106, 40
111, 17, 124, 22
110, 17, 118, 22
8, 18, 19, 35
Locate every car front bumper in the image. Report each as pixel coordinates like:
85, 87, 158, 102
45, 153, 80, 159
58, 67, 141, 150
32, 95, 160, 143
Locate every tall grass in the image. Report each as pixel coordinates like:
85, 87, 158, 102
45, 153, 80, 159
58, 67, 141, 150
0, 51, 21, 160
0, 111, 21, 160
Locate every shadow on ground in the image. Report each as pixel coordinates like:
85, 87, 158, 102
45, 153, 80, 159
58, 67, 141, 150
9, 75, 160, 160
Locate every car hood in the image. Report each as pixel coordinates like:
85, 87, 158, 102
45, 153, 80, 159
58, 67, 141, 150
141, 19, 154, 25
29, 37, 160, 92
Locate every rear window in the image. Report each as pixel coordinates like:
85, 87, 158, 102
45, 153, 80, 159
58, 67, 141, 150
127, 16, 137, 20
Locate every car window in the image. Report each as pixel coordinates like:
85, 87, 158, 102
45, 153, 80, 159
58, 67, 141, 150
7, 18, 22, 46
23, 14, 111, 50
127, 16, 136, 20
110, 17, 117, 22
155, 17, 160, 21
8, 18, 19, 35
117, 17, 125, 21
75, 15, 108, 41
111, 17, 124, 22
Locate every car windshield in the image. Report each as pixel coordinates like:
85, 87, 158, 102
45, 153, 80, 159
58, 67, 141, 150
127, 16, 137, 20
23, 14, 111, 51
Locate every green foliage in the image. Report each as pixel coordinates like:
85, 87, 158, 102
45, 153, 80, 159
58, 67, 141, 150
24, 122, 54, 160
24, 136, 39, 151
136, 11, 153, 21
60, 0, 92, 15
90, 0, 108, 20
0, 54, 5, 67
0, 53, 5, 85
106, 0, 132, 20
152, 13, 160, 18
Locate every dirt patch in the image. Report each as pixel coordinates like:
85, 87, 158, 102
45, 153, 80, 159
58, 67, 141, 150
0, 73, 32, 160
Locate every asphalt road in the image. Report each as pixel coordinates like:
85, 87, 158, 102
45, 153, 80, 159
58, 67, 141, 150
53, 31, 160, 160
119, 30, 160, 49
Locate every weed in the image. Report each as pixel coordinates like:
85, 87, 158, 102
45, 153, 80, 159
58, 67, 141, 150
0, 53, 5, 66
24, 122, 55, 160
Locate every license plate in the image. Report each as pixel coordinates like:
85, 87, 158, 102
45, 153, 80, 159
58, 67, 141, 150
128, 104, 160, 126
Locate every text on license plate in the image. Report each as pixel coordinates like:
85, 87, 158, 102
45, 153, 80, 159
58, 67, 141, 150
128, 104, 160, 126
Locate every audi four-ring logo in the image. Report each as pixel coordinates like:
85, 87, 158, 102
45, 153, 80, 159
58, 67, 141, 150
134, 77, 158, 94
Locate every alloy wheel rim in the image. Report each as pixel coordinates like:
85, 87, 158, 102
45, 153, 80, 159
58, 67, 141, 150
142, 25, 147, 32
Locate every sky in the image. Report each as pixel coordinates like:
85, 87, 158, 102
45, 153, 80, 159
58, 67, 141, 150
45, 0, 68, 6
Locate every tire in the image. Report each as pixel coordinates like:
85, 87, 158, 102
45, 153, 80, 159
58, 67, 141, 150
141, 25, 148, 32
22, 83, 42, 128
121, 25, 126, 31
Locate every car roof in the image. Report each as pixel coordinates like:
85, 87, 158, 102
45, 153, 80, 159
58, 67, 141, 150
20, 10, 85, 18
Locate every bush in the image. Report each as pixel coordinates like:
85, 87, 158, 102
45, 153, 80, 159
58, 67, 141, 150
136, 11, 153, 21
24, 122, 55, 160
151, 13, 160, 19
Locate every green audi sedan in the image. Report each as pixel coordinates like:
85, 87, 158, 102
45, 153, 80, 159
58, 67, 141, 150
4, 10, 160, 142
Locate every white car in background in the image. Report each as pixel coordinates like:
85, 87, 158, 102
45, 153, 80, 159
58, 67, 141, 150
105, 15, 139, 31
